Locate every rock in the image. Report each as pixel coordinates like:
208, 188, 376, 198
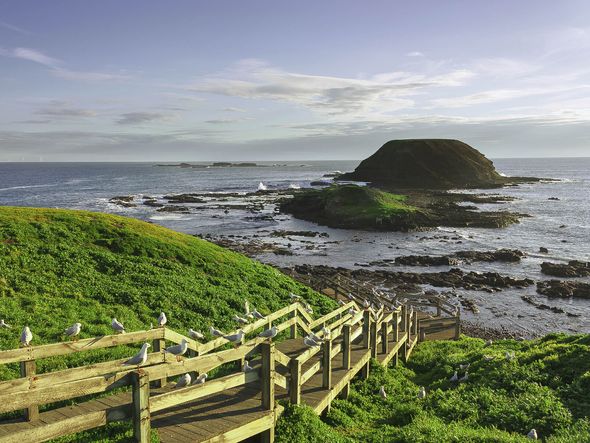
393, 249, 524, 267
156, 205, 191, 213
309, 180, 332, 187
539, 247, 549, 253
338, 139, 540, 188
541, 261, 590, 278
143, 199, 164, 208
395, 255, 460, 266
536, 280, 590, 298
548, 197, 560, 201
164, 194, 206, 203
270, 230, 325, 238
109, 196, 136, 208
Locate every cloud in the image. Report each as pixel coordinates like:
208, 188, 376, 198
116, 112, 170, 125
0, 21, 32, 35
222, 107, 247, 112
406, 51, 424, 57
13, 47, 59, 66
189, 59, 475, 119
35, 107, 97, 117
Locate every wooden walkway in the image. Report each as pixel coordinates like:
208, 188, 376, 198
0, 299, 459, 443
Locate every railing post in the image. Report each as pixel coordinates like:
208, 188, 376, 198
261, 342, 275, 411
289, 359, 301, 405
381, 320, 388, 355
362, 310, 371, 349
393, 311, 400, 366
290, 308, 298, 339
152, 337, 166, 388
412, 311, 418, 336
400, 306, 408, 362
370, 319, 378, 358
20, 360, 39, 421
132, 370, 151, 443
322, 338, 332, 389
342, 324, 351, 370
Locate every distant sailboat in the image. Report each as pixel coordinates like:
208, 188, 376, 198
258, 182, 267, 191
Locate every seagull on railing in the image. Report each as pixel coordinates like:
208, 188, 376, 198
417, 387, 427, 399
348, 307, 357, 316
158, 312, 167, 327
123, 343, 150, 366
527, 429, 538, 440
189, 329, 204, 340
224, 330, 245, 347
20, 326, 33, 347
210, 326, 224, 337
243, 360, 254, 372
290, 293, 302, 302
175, 373, 191, 388
258, 326, 278, 340
251, 309, 265, 320
0, 319, 11, 328
193, 373, 207, 385
449, 371, 459, 382
379, 385, 387, 399
347, 293, 354, 300
321, 326, 331, 341
111, 318, 125, 334
304, 303, 313, 314
363, 299, 370, 309
233, 314, 249, 325
303, 334, 321, 348
164, 338, 188, 361
338, 300, 346, 306
64, 323, 82, 341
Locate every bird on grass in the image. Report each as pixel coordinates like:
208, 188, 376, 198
224, 330, 245, 347
243, 360, 254, 372
164, 339, 188, 361
417, 387, 427, 399
379, 386, 387, 399
303, 334, 321, 348
157, 312, 167, 327
258, 326, 278, 340
193, 373, 207, 385
111, 318, 125, 334
483, 355, 495, 361
459, 371, 469, 382
188, 329, 204, 340
64, 323, 82, 341
289, 293, 301, 302
210, 326, 224, 337
123, 343, 151, 366
20, 326, 33, 347
527, 429, 538, 440
233, 314, 249, 325
459, 363, 470, 371
175, 373, 191, 388
449, 371, 459, 382
0, 319, 11, 328
505, 351, 516, 361
244, 300, 250, 315
485, 339, 493, 346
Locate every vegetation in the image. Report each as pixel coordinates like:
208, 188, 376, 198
276, 334, 590, 442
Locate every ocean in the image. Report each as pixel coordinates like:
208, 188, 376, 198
0, 158, 588, 335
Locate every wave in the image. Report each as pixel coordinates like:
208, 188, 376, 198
0, 183, 58, 192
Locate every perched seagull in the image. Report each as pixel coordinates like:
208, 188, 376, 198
321, 326, 331, 341
251, 309, 265, 320
224, 330, 245, 347
348, 307, 357, 316
289, 293, 301, 302
258, 326, 278, 340
175, 373, 191, 388
459, 363, 470, 371
338, 300, 346, 306
164, 339, 188, 361
347, 293, 354, 300
459, 371, 469, 382
485, 339, 493, 346
527, 429, 538, 440
417, 387, 427, 399
505, 351, 516, 361
449, 371, 459, 382
233, 314, 249, 325
483, 355, 495, 362
379, 385, 387, 399
64, 323, 82, 340
210, 326, 224, 337
303, 335, 321, 348
123, 343, 151, 366
157, 312, 167, 327
0, 319, 11, 328
21, 326, 33, 347
111, 318, 125, 334
243, 360, 254, 372
193, 373, 208, 385
363, 299, 370, 309
304, 303, 313, 314
188, 329, 204, 340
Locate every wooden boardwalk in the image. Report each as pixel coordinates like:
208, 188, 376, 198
0, 299, 459, 443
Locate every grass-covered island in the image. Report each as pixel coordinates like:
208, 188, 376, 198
0, 207, 588, 442
280, 184, 523, 231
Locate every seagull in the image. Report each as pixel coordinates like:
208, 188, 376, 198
164, 339, 188, 361
417, 387, 427, 399
188, 329, 204, 340
485, 339, 493, 346
348, 307, 357, 316
505, 351, 516, 361
303, 335, 320, 348
20, 326, 33, 347
175, 373, 191, 388
459, 371, 469, 382
304, 303, 313, 314
243, 360, 254, 372
223, 330, 245, 347
257, 182, 267, 191
347, 293, 354, 300
193, 373, 208, 385
111, 318, 125, 334
0, 319, 11, 328
289, 293, 301, 302
483, 355, 495, 361
210, 326, 224, 337
251, 309, 265, 320
459, 363, 470, 371
244, 300, 250, 315
527, 429, 538, 440
449, 371, 459, 382
363, 299, 370, 309
157, 312, 167, 327
338, 300, 346, 306
64, 323, 82, 340
258, 326, 278, 340
123, 343, 151, 366
321, 326, 331, 341
379, 386, 387, 399
233, 314, 249, 325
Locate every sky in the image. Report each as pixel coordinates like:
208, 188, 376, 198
1, 0, 590, 161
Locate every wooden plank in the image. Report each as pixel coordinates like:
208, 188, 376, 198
296, 304, 314, 325
322, 339, 332, 389
19, 360, 38, 422
0, 329, 163, 365
163, 329, 199, 353
295, 342, 321, 364
342, 325, 351, 370
290, 309, 298, 339
132, 371, 150, 443
202, 412, 274, 443
261, 342, 275, 411
289, 359, 301, 404
370, 321, 378, 358
274, 373, 288, 390
274, 349, 291, 369
151, 338, 166, 388
301, 360, 321, 385
309, 302, 354, 329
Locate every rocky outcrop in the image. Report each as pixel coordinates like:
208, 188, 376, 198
541, 261, 590, 278
536, 280, 590, 298
394, 249, 525, 266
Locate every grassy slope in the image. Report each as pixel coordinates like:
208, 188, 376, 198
0, 206, 336, 441
276, 334, 590, 442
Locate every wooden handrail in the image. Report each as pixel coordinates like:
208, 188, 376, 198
309, 301, 355, 329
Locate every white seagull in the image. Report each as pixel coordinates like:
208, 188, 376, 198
363, 299, 371, 309
123, 343, 151, 366
210, 326, 224, 337
459, 363, 470, 371
224, 330, 245, 347
111, 318, 125, 334
233, 314, 249, 325
459, 371, 469, 382
0, 319, 11, 328
64, 323, 82, 340
188, 329, 204, 340
21, 326, 33, 347
303, 335, 320, 348
449, 371, 459, 382
258, 326, 278, 340
527, 429, 538, 440
251, 309, 265, 320
304, 303, 313, 314
321, 326, 331, 341
379, 385, 387, 399
157, 312, 167, 327
289, 293, 301, 301
483, 355, 495, 361
485, 339, 493, 346
175, 373, 191, 388
193, 373, 208, 385
417, 387, 427, 399
244, 300, 250, 315
243, 360, 254, 372
505, 351, 516, 361
164, 339, 189, 361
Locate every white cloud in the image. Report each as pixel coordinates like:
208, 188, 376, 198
36, 107, 97, 117
116, 112, 171, 125
0, 21, 32, 35
406, 51, 424, 57
13, 47, 61, 66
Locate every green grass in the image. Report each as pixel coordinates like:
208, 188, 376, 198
0, 206, 336, 441
276, 334, 590, 442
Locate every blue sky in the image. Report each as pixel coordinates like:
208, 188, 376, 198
1, 0, 590, 160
